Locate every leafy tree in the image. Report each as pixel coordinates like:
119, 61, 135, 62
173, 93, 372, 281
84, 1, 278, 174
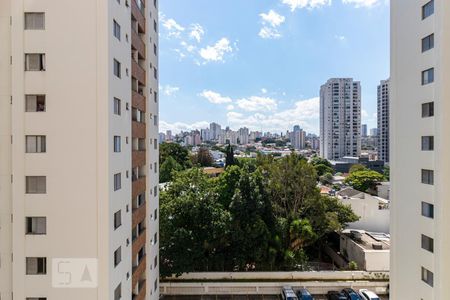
225, 143, 236, 167
160, 142, 192, 169
344, 170, 385, 192
192, 147, 214, 167
310, 156, 332, 168
159, 156, 182, 183
383, 165, 390, 181
349, 164, 367, 174
319, 172, 334, 185
314, 164, 335, 177
160, 168, 230, 276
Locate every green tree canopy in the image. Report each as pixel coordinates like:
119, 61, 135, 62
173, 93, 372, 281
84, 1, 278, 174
192, 147, 214, 167
349, 164, 367, 174
310, 156, 333, 168
344, 170, 385, 192
160, 142, 192, 169
159, 156, 182, 183
314, 164, 335, 177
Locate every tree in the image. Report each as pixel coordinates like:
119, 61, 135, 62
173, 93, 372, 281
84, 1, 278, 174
314, 164, 335, 177
192, 147, 214, 167
349, 164, 367, 174
383, 165, 390, 181
225, 143, 236, 167
159, 168, 230, 276
344, 170, 385, 192
310, 156, 332, 168
319, 172, 334, 185
159, 156, 183, 183
160, 142, 192, 169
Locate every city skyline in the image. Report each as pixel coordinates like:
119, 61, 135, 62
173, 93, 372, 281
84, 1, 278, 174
159, 0, 390, 135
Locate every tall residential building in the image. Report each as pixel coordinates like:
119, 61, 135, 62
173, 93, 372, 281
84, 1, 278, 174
391, 0, 445, 299
370, 128, 379, 137
238, 127, 249, 145
0, 1, 159, 299
361, 124, 368, 137
320, 78, 361, 160
209, 122, 221, 140
377, 79, 390, 163
290, 126, 306, 150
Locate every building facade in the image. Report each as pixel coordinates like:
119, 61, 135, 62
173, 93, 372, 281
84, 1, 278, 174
0, 0, 159, 299
361, 124, 368, 138
377, 79, 390, 163
391, 0, 448, 299
320, 78, 361, 160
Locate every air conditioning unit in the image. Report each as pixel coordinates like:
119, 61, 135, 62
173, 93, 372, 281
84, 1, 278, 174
372, 243, 383, 250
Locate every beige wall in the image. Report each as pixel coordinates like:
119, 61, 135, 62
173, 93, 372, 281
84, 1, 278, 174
391, 0, 450, 299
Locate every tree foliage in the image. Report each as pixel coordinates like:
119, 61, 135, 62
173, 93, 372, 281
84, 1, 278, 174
344, 170, 385, 192
160, 153, 359, 276
225, 143, 236, 167
192, 147, 214, 167
160, 142, 192, 169
349, 164, 367, 174
159, 156, 182, 183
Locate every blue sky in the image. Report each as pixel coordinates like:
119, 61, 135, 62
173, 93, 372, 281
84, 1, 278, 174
159, 0, 389, 135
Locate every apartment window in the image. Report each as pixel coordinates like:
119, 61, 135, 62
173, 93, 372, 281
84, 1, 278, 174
25, 54, 45, 71
421, 169, 434, 185
26, 95, 46, 112
422, 202, 434, 219
422, 0, 434, 20
154, 91, 158, 103
114, 247, 121, 267
422, 267, 434, 287
154, 279, 158, 291
421, 136, 434, 151
154, 67, 158, 79
26, 176, 46, 194
114, 136, 121, 152
421, 234, 434, 253
154, 185, 158, 196
114, 173, 121, 191
114, 210, 122, 229
114, 98, 121, 115
26, 136, 46, 153
154, 20, 157, 32
113, 59, 121, 78
26, 257, 47, 275
113, 20, 121, 40
422, 102, 434, 117
24, 13, 45, 30
154, 138, 158, 149
154, 209, 158, 220
422, 34, 434, 52
154, 43, 157, 56
154, 232, 158, 244
422, 68, 434, 85
114, 283, 121, 300
154, 115, 158, 126
154, 255, 158, 267
26, 217, 46, 234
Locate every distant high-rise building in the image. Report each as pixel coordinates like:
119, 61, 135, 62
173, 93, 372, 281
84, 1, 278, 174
320, 78, 361, 160
209, 122, 221, 140
159, 132, 166, 143
0, 0, 160, 299
166, 130, 173, 141
361, 124, 368, 137
391, 1, 443, 299
290, 126, 306, 150
378, 79, 390, 163
370, 128, 379, 137
238, 127, 249, 145
201, 128, 211, 141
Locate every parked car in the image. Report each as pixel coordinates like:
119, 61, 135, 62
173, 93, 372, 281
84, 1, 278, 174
358, 289, 380, 300
297, 288, 314, 300
327, 291, 347, 300
281, 286, 299, 300
342, 288, 362, 300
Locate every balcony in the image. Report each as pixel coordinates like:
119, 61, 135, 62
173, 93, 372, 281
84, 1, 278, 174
132, 202, 146, 228
132, 280, 147, 300
132, 30, 146, 59
132, 228, 147, 256
132, 176, 146, 199
132, 121, 146, 138
132, 59, 146, 85
132, 255, 146, 288
132, 90, 146, 111
132, 150, 146, 168
131, 0, 146, 33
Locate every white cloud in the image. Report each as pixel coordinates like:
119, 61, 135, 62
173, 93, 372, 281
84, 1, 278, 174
227, 97, 320, 134
342, 0, 380, 7
189, 24, 205, 42
160, 120, 210, 133
260, 10, 285, 27
362, 109, 369, 118
334, 35, 346, 41
162, 18, 185, 38
199, 90, 232, 104
261, 88, 268, 94
199, 38, 234, 63
160, 85, 180, 96
259, 10, 285, 39
226, 104, 235, 110
259, 27, 282, 39
281, 0, 331, 11
236, 96, 278, 112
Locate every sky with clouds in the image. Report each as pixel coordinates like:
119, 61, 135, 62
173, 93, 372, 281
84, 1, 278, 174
159, 0, 389, 135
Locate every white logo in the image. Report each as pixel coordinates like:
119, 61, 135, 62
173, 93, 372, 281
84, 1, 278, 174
52, 258, 98, 288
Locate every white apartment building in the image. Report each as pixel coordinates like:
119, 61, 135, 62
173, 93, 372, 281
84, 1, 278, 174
320, 78, 361, 160
0, 0, 159, 299
391, 0, 447, 299
238, 127, 249, 145
209, 122, 221, 141
290, 126, 306, 150
377, 79, 390, 163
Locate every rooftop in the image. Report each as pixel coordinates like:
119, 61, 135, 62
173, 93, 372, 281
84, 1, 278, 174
342, 229, 390, 251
